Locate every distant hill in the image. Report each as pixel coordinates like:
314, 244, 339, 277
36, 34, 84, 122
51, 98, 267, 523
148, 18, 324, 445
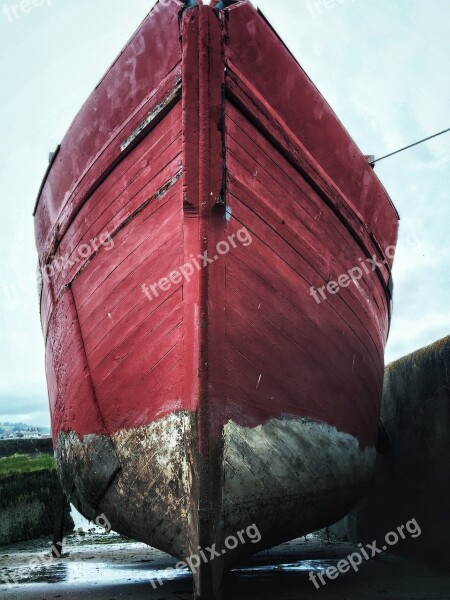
0, 422, 51, 436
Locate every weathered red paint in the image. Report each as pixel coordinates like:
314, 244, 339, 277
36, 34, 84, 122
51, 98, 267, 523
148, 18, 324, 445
35, 2, 398, 597
35, 0, 398, 448
223, 2, 398, 261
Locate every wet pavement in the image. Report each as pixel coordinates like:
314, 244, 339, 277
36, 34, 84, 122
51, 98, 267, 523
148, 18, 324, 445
1, 531, 449, 599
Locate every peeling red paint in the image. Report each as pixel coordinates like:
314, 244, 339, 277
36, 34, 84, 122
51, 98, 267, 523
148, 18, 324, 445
35, 3, 398, 597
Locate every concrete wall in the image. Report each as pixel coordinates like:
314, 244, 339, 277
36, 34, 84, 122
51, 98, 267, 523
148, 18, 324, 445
0, 439, 73, 545
331, 335, 450, 569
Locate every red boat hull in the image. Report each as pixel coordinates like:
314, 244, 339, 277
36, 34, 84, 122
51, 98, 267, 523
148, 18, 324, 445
35, 2, 398, 597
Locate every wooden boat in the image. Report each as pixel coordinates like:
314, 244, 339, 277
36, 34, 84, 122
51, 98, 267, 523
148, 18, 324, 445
34, 1, 399, 597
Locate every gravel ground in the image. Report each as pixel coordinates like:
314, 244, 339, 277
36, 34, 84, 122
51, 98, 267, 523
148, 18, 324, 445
0, 531, 449, 599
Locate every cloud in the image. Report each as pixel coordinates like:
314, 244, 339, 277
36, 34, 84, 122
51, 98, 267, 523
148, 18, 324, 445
0, 0, 448, 428
0, 394, 50, 427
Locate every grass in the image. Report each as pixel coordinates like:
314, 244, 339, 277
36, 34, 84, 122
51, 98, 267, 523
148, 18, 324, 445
0, 453, 56, 476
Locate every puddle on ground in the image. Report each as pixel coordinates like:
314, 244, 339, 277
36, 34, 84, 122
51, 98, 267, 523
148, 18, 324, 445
1, 561, 192, 587
0, 531, 337, 590
1, 556, 336, 588
232, 559, 337, 576
0, 539, 189, 589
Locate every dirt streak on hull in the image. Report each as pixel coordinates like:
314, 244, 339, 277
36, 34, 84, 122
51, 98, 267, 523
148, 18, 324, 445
34, 2, 398, 598
56, 415, 375, 565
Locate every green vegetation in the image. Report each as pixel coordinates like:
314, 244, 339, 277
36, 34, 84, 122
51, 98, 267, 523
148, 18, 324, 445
0, 465, 74, 542
0, 453, 56, 477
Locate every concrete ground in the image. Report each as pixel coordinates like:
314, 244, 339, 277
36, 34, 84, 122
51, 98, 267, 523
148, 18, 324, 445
1, 532, 449, 599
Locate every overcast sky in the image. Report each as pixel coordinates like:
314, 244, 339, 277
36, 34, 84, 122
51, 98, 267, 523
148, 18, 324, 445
0, 0, 448, 427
